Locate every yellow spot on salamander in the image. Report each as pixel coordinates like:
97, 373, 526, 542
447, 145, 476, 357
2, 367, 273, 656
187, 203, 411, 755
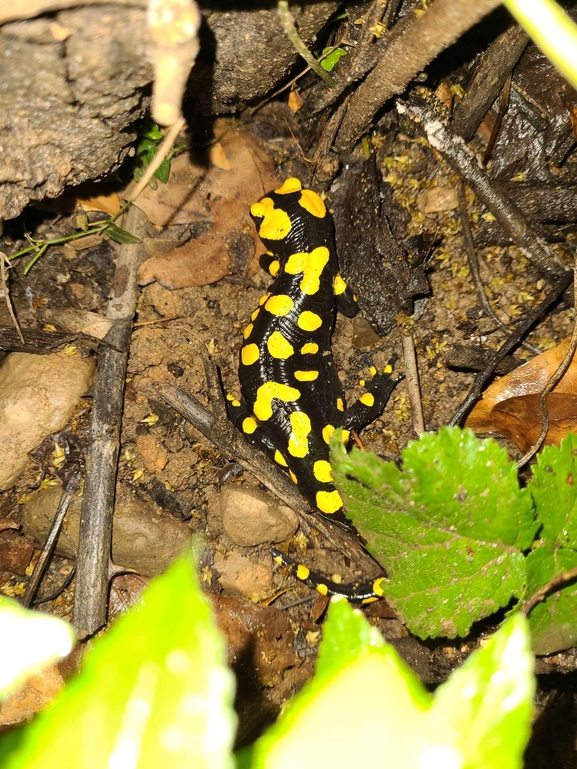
265, 294, 294, 316
273, 553, 283, 566
226, 394, 241, 408
384, 363, 393, 374
359, 379, 366, 387
242, 416, 258, 434
259, 292, 271, 306
336, 397, 344, 411
285, 246, 330, 295
360, 392, 375, 407
316, 489, 344, 514
267, 331, 294, 359
332, 274, 347, 295
300, 342, 319, 355
299, 189, 326, 218
289, 470, 298, 484
373, 578, 386, 597
296, 563, 310, 580
322, 425, 335, 444
298, 311, 322, 331
294, 370, 319, 382
251, 197, 291, 240
316, 583, 329, 596
253, 382, 300, 421
275, 177, 303, 194
288, 411, 311, 458
251, 308, 260, 321
274, 449, 288, 467
362, 596, 379, 605
323, 425, 350, 445
243, 323, 253, 339
313, 459, 333, 483
369, 366, 377, 377
269, 259, 280, 277
241, 344, 260, 366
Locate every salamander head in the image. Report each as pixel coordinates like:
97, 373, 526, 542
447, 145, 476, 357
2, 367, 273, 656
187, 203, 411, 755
250, 178, 333, 257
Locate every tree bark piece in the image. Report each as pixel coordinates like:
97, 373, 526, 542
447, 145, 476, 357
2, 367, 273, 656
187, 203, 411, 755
73, 205, 148, 639
335, 0, 504, 153
452, 23, 528, 141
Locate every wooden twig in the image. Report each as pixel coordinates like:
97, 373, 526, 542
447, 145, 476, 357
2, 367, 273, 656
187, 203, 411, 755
400, 332, 424, 436
159, 372, 384, 579
449, 269, 573, 426
521, 565, 577, 617
451, 23, 528, 141
72, 205, 148, 639
399, 99, 567, 280
457, 183, 540, 356
22, 469, 81, 608
0, 252, 24, 345
517, 261, 577, 468
335, 0, 503, 153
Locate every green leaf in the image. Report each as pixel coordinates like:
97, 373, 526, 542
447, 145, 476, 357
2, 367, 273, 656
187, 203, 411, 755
4, 553, 236, 769
320, 47, 347, 71
243, 600, 433, 768
0, 597, 75, 699
139, 119, 164, 141
243, 604, 535, 769
332, 427, 537, 638
136, 136, 158, 155
154, 157, 171, 184
529, 432, 577, 543
525, 435, 577, 653
432, 613, 535, 769
104, 221, 141, 244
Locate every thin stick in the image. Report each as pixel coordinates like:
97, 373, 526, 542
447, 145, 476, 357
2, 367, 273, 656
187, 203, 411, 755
22, 469, 81, 608
400, 332, 425, 435
127, 116, 186, 204
399, 99, 566, 281
457, 183, 540, 355
159, 377, 383, 578
521, 565, 577, 617
72, 205, 148, 639
517, 260, 577, 468
449, 269, 573, 426
0, 252, 24, 345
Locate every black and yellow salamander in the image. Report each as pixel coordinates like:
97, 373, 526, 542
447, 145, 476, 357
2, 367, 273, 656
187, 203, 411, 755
227, 177, 400, 603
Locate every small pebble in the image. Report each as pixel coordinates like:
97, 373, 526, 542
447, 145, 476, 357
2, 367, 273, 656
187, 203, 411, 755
220, 485, 298, 547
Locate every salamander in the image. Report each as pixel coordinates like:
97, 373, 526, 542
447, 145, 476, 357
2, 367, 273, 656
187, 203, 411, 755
228, 177, 399, 603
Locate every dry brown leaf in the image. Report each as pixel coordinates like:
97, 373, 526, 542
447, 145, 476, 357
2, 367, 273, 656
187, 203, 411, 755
133, 119, 281, 227
137, 202, 247, 288
136, 119, 279, 288
288, 89, 303, 113
490, 393, 577, 453
210, 141, 231, 170
466, 339, 577, 432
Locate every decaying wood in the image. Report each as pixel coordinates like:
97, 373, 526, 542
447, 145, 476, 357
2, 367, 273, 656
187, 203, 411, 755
73, 205, 148, 639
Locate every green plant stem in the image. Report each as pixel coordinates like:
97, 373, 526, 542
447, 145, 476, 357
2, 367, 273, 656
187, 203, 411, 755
277, 0, 335, 87
503, 0, 577, 90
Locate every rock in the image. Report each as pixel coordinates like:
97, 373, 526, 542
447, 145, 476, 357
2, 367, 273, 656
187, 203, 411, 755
417, 186, 458, 214
22, 486, 190, 577
213, 551, 272, 600
0, 351, 95, 490
220, 485, 299, 547
0, 666, 65, 727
